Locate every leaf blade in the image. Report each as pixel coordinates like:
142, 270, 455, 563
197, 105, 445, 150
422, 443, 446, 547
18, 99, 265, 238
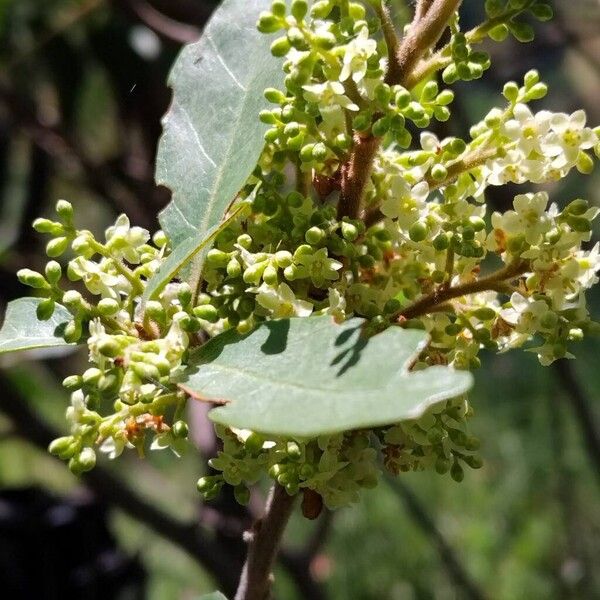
179, 317, 473, 437
0, 298, 73, 354
156, 0, 283, 246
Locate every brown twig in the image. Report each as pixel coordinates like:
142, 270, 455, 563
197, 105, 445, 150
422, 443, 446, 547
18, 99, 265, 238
235, 484, 297, 600
397, 260, 528, 321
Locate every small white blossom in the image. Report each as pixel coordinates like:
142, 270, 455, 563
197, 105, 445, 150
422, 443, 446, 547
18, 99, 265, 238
256, 282, 313, 318
339, 27, 377, 83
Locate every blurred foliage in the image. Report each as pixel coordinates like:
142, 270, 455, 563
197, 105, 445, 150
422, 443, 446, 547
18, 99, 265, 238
0, 0, 599, 598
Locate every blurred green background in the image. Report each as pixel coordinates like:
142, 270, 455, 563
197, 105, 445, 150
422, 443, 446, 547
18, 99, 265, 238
0, 1, 599, 598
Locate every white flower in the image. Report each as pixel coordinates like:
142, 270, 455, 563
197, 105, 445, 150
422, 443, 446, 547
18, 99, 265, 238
500, 292, 552, 334
491, 192, 552, 245
69, 256, 131, 299
105, 214, 150, 263
256, 282, 313, 318
380, 178, 429, 228
541, 110, 597, 169
340, 27, 377, 83
303, 81, 359, 134
503, 104, 552, 155
575, 243, 600, 289
420, 132, 442, 153
100, 432, 133, 459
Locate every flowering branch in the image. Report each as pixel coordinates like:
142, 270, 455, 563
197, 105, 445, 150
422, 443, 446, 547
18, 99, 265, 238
337, 0, 461, 219
397, 260, 528, 321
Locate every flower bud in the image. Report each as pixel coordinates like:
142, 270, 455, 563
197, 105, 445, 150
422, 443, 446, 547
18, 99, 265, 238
49, 436, 74, 457
62, 290, 84, 312
63, 375, 83, 390
502, 81, 519, 103
63, 320, 82, 343
206, 249, 230, 268
33, 218, 63, 235
310, 0, 332, 19
421, 80, 439, 103
55, 200, 74, 222
409, 221, 428, 242
270, 36, 291, 57
44, 261, 62, 284
193, 304, 219, 323
36, 298, 56, 321
450, 460, 464, 482
17, 268, 48, 289
257, 11, 280, 34
46, 236, 69, 258
172, 421, 188, 439
524, 82, 547, 101
97, 298, 120, 316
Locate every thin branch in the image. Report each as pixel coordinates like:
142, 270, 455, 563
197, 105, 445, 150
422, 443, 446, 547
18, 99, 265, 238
373, 2, 401, 84
390, 0, 462, 87
552, 360, 600, 483
396, 260, 528, 320
115, 0, 200, 44
415, 0, 435, 22
387, 478, 487, 600
235, 485, 297, 600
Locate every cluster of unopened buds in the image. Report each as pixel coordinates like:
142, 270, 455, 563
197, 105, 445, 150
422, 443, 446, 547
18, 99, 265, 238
14, 0, 600, 508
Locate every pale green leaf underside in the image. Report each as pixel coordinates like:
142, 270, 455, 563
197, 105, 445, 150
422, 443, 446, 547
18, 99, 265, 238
143, 204, 246, 304
157, 0, 283, 247
180, 316, 474, 437
0, 298, 73, 354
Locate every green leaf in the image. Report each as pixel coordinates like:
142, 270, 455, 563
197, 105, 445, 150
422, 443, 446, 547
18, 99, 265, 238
0, 298, 73, 354
157, 0, 283, 247
142, 203, 247, 304
179, 316, 473, 437
198, 593, 228, 600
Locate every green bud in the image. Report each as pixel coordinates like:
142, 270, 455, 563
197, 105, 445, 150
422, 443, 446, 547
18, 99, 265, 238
434, 106, 450, 122
472, 307, 497, 321
371, 116, 390, 137
243, 261, 268, 285
433, 233, 450, 251
383, 298, 402, 314
33, 218, 63, 235
421, 80, 439, 103
63, 375, 83, 390
177, 283, 193, 307
206, 249, 231, 268
71, 235, 93, 257
17, 268, 48, 289
283, 264, 299, 281
98, 298, 120, 316
300, 143, 315, 162
263, 264, 279, 285
257, 11, 280, 34
463, 454, 483, 469
348, 2, 366, 19
270, 1, 285, 17
63, 320, 82, 343
525, 82, 548, 101
436, 89, 454, 106
62, 290, 84, 312
409, 221, 428, 242
488, 23, 509, 42
310, 0, 332, 19
46, 236, 69, 258
576, 151, 594, 175
270, 36, 291, 57
264, 88, 286, 104
352, 113, 372, 132
291, 0, 308, 19
312, 142, 328, 161
442, 64, 458, 84
193, 304, 219, 323
245, 432, 265, 455
314, 31, 336, 50
287, 441, 302, 461
49, 436, 74, 457
435, 457, 451, 474
530, 3, 553, 21
374, 83, 392, 106
153, 230, 168, 248
341, 222, 359, 242
275, 250, 293, 268
83, 367, 102, 386
98, 338, 121, 358
172, 421, 189, 439
305, 226, 325, 245
565, 198, 589, 215
234, 484, 251, 506
450, 460, 464, 482
567, 215, 592, 232
225, 258, 241, 279
485, 0, 504, 17
44, 261, 62, 284
430, 164, 448, 181
508, 20, 535, 43
36, 298, 56, 321
55, 200, 73, 222
395, 88, 411, 109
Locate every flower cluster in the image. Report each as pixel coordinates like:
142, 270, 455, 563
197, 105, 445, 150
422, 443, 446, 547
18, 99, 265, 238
12, 1, 600, 509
